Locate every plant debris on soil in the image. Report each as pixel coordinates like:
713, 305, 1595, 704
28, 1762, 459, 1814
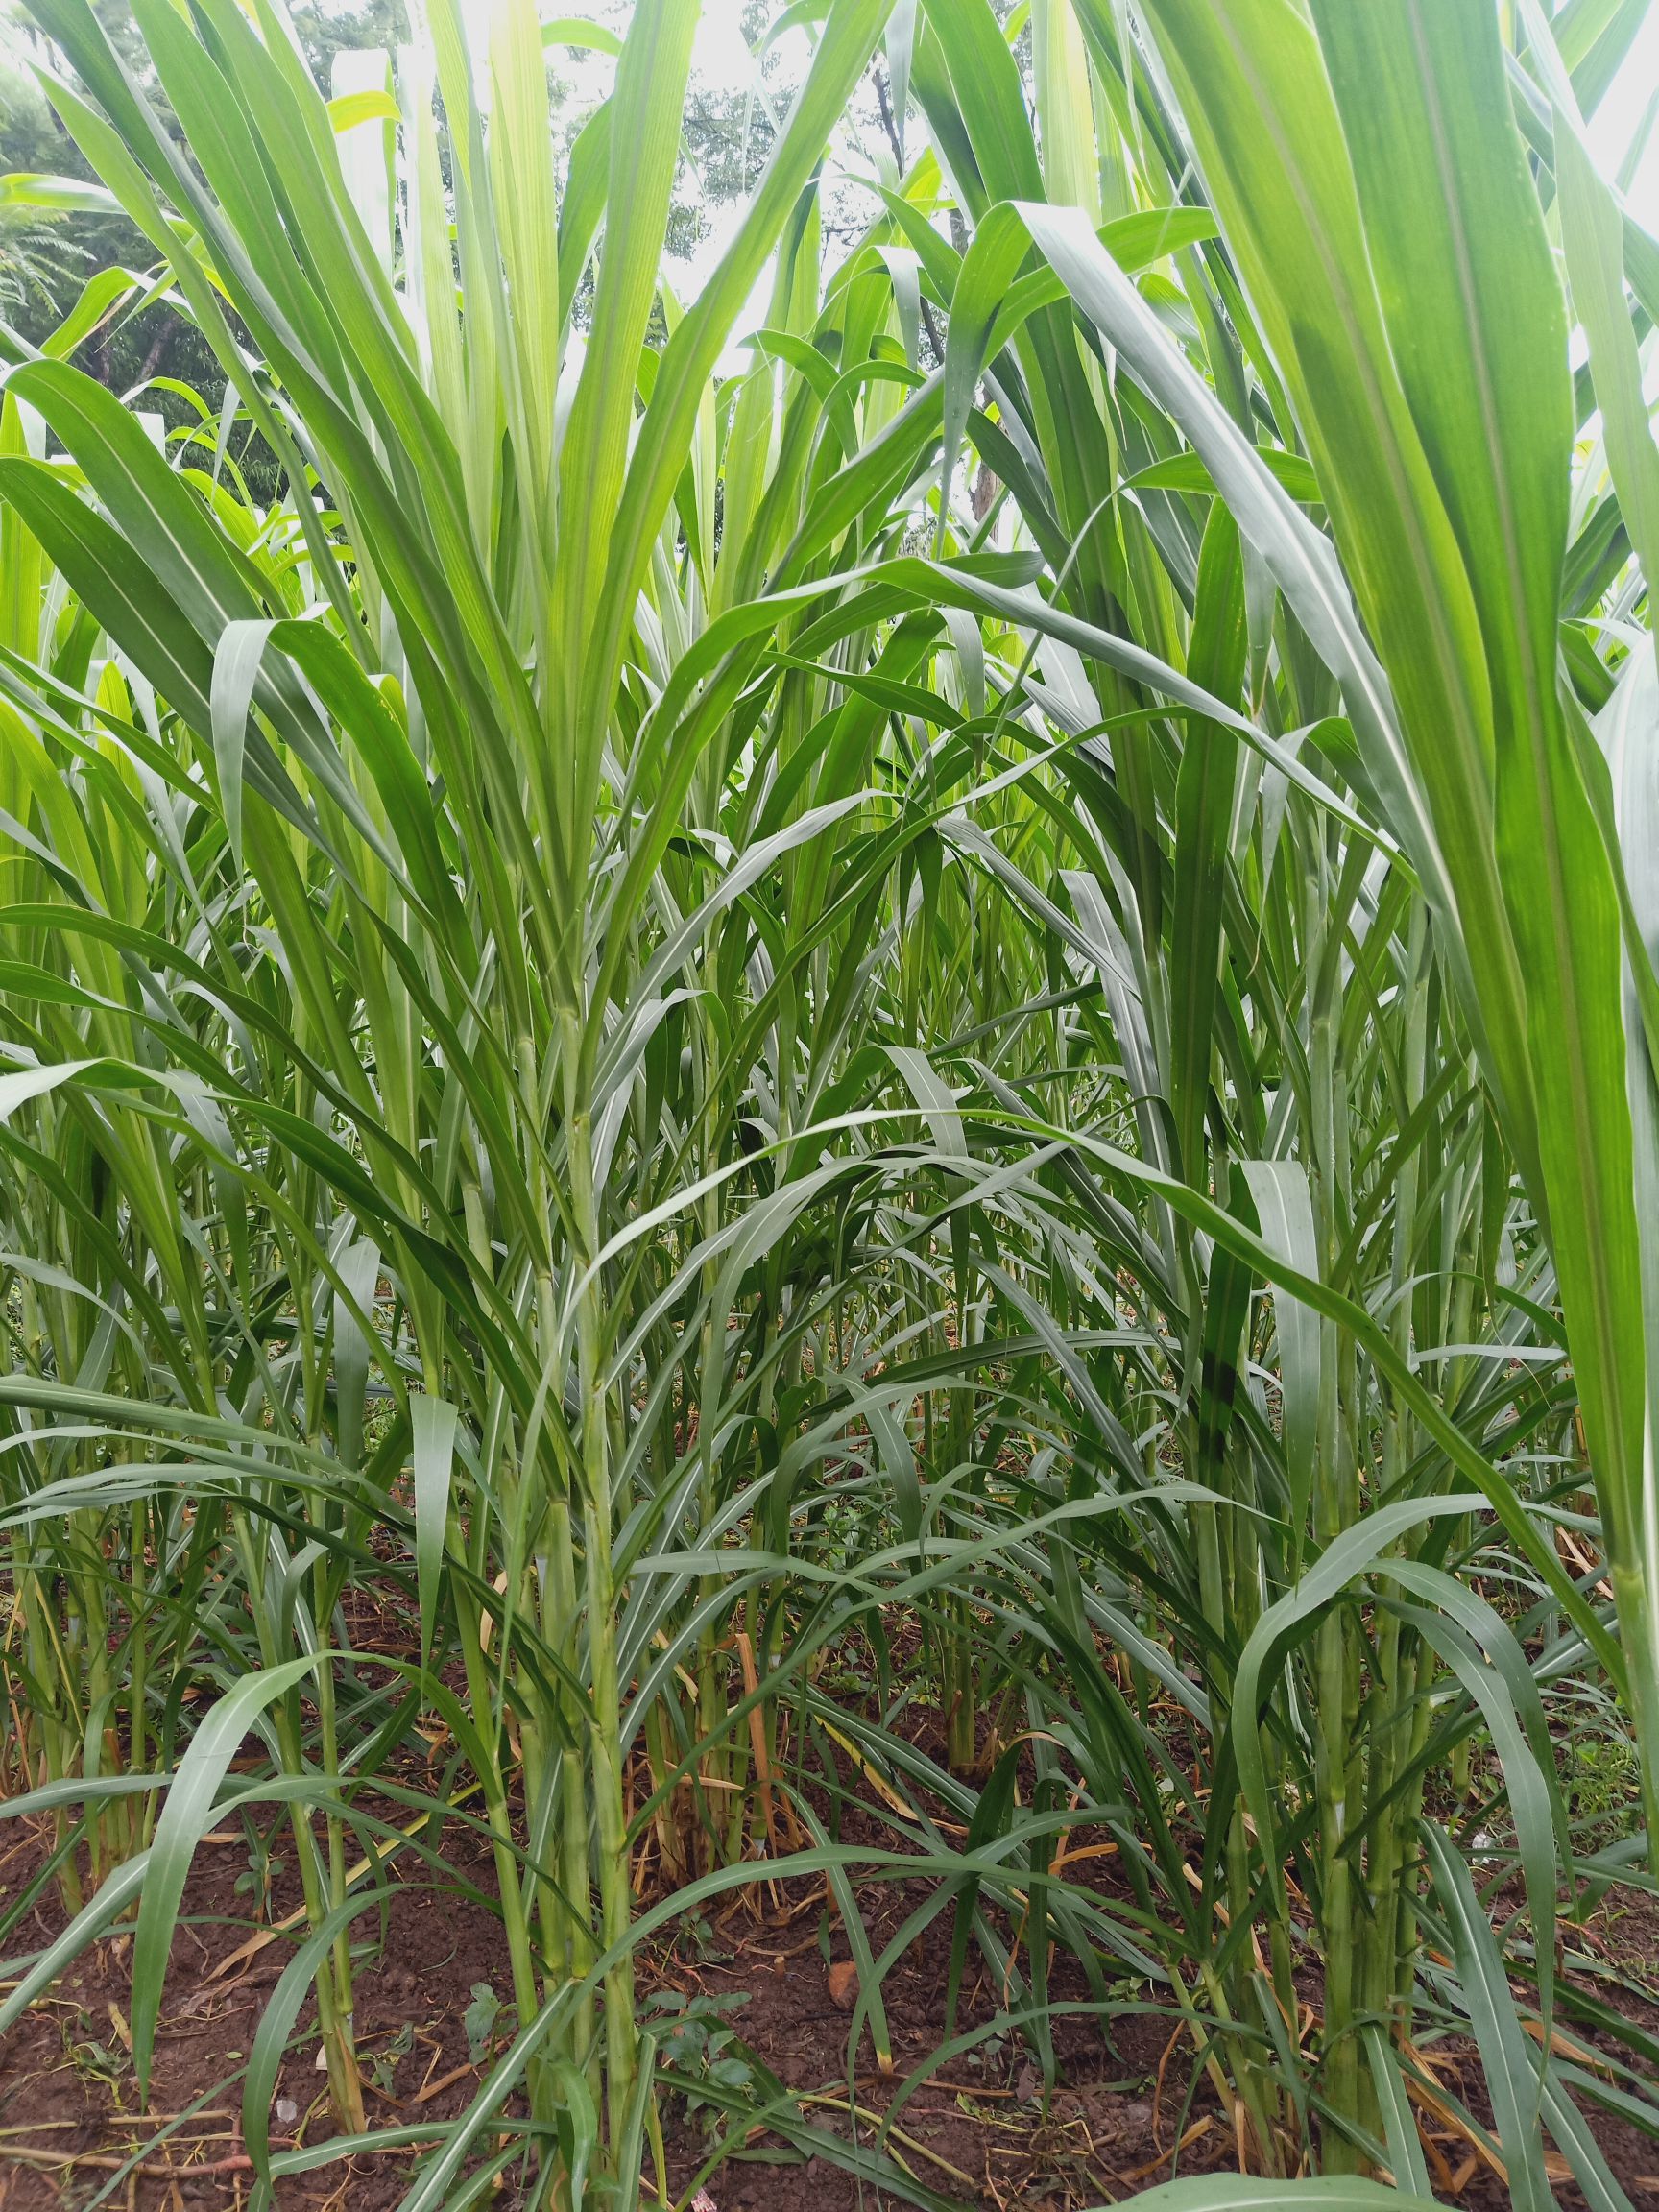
3, 1593, 1654, 2212
7, 1735, 1659, 2212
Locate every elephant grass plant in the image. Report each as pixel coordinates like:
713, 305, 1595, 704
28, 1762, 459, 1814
0, 0, 1657, 2207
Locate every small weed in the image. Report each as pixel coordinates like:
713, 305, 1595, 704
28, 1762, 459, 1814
60, 2006, 132, 2099
1566, 1732, 1641, 1846
641, 1990, 757, 2137
673, 1911, 733, 1966
464, 1982, 505, 2067
232, 1821, 285, 1924
367, 2021, 414, 2096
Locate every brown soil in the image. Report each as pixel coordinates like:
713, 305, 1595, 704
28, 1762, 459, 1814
0, 1793, 1211, 2212
5, 1706, 1659, 2210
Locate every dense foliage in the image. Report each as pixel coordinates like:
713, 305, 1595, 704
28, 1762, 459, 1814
0, 0, 1656, 2207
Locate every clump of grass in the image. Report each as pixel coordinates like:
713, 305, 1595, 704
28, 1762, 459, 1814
0, 2, 1654, 2209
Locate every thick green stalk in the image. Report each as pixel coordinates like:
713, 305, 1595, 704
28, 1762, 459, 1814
231, 1513, 365, 2134
1307, 890, 1370, 2169
566, 1070, 639, 2149
541, 1489, 599, 2069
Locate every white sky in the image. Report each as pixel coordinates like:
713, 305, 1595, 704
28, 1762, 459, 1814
598, 0, 1659, 293
1590, 2, 1659, 225
640, 0, 1659, 369
9, 0, 1659, 320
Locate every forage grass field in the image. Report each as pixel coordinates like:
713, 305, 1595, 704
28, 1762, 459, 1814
0, 0, 1657, 2205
